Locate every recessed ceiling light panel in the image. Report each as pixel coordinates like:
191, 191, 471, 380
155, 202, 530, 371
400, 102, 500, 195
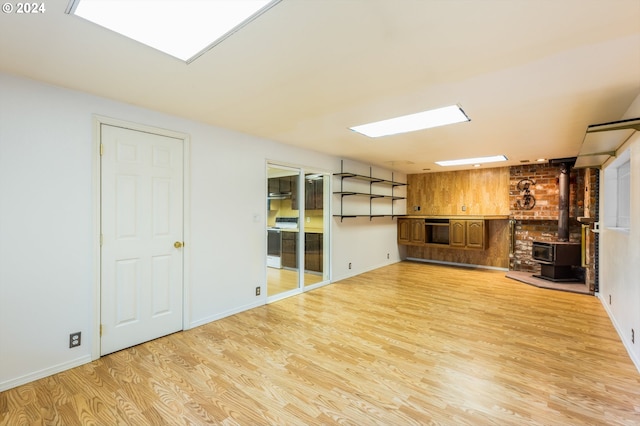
350, 105, 470, 138
66, 0, 280, 62
435, 155, 507, 167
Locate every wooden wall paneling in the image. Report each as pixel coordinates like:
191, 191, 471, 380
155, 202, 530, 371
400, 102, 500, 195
406, 219, 510, 268
407, 168, 510, 216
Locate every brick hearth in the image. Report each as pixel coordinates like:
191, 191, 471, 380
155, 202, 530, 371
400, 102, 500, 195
508, 163, 592, 289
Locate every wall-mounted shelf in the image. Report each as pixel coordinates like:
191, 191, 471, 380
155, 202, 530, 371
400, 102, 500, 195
333, 172, 406, 187
333, 191, 404, 200
333, 161, 406, 221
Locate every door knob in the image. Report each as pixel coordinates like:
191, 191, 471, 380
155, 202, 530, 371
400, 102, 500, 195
174, 241, 183, 248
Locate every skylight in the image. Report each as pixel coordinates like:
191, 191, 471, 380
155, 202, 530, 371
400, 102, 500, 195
350, 105, 470, 138
435, 155, 508, 167
66, 0, 279, 63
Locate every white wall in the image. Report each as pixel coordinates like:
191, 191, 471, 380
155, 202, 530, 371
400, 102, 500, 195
598, 94, 640, 371
331, 160, 406, 281
0, 72, 403, 390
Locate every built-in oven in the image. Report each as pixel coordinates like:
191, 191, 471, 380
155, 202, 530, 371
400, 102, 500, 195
267, 228, 282, 268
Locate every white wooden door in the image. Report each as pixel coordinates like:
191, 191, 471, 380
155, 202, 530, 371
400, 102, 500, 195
101, 124, 184, 355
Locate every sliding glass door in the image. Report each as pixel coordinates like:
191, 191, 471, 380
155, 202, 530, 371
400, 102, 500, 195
266, 164, 329, 301
266, 165, 301, 299
303, 172, 329, 288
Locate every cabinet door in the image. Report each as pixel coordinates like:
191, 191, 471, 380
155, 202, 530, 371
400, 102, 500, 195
410, 219, 425, 244
281, 233, 297, 268
466, 220, 485, 249
279, 176, 292, 193
304, 178, 324, 210
268, 177, 279, 194
449, 220, 466, 247
305, 179, 315, 210
304, 233, 321, 272
397, 219, 410, 244
290, 177, 299, 209
318, 237, 323, 273
313, 179, 323, 209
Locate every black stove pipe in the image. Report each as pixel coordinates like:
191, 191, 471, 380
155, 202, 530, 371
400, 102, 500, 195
556, 160, 574, 242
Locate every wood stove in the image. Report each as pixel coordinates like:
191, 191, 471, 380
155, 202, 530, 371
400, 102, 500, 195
532, 241, 581, 282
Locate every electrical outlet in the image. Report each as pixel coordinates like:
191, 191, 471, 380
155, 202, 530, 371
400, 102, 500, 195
609, 294, 612, 304
256, 286, 261, 296
348, 262, 352, 269
387, 253, 390, 259
632, 329, 635, 344
69, 332, 81, 348
461, 205, 466, 211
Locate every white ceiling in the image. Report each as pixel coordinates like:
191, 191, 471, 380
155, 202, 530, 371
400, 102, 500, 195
1, 0, 639, 174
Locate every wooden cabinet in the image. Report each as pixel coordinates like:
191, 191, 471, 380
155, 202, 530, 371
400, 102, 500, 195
281, 232, 297, 269
304, 176, 323, 210
304, 233, 323, 272
268, 176, 293, 194
410, 219, 425, 244
398, 218, 425, 245
291, 176, 323, 211
398, 217, 485, 250
398, 218, 411, 244
268, 177, 278, 194
282, 232, 324, 272
449, 219, 485, 249
449, 220, 466, 247
466, 220, 485, 249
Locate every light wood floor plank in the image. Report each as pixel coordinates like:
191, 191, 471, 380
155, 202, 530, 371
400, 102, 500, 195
1, 261, 639, 425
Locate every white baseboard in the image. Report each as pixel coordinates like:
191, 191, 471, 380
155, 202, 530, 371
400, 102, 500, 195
406, 257, 509, 271
0, 355, 92, 392
597, 293, 640, 373
331, 259, 401, 283
188, 300, 263, 329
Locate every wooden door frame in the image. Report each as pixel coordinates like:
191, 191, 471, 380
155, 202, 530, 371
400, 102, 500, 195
91, 115, 191, 360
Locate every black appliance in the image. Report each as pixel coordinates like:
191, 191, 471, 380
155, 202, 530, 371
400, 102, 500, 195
532, 241, 581, 282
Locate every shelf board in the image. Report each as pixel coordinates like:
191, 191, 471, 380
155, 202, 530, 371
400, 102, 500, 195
333, 164, 407, 222
333, 214, 406, 221
333, 191, 405, 200
333, 172, 382, 183
333, 172, 406, 187
373, 180, 407, 187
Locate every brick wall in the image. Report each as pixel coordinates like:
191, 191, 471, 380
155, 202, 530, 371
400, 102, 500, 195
509, 163, 587, 283
510, 219, 582, 273
510, 163, 584, 220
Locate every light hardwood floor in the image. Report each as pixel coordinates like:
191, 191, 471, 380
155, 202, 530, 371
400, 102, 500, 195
2, 261, 639, 425
267, 267, 324, 296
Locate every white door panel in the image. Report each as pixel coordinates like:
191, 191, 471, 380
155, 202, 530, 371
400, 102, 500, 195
101, 124, 183, 356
